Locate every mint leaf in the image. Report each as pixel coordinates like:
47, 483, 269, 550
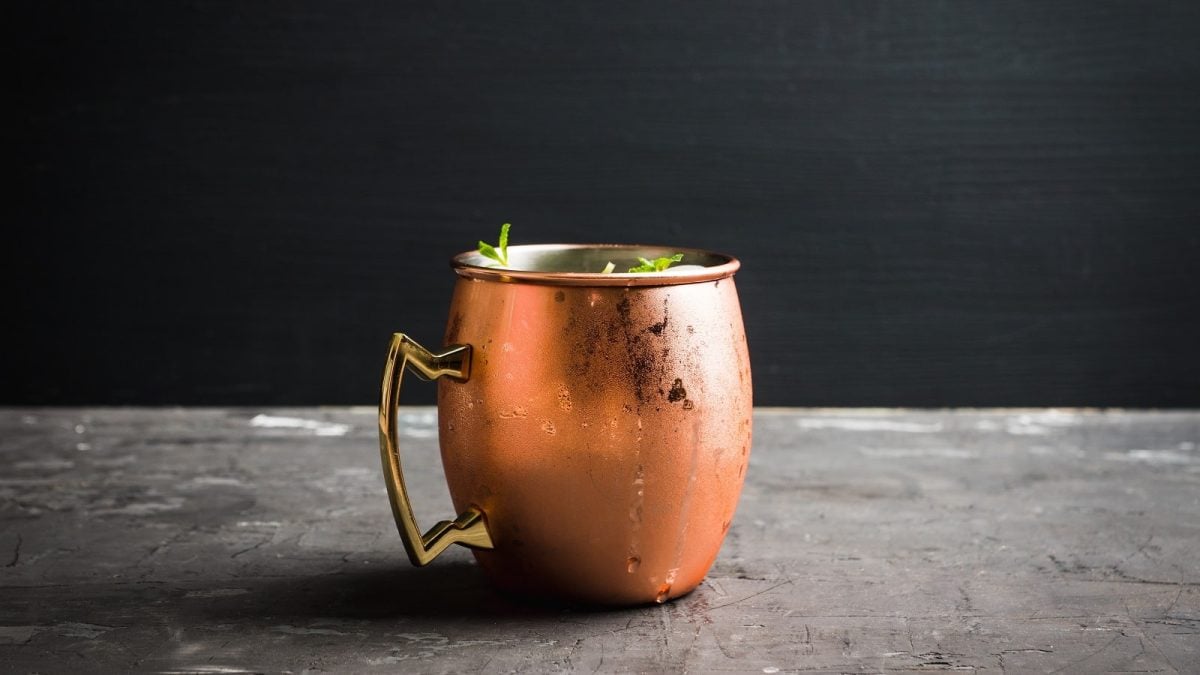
478, 223, 511, 266
478, 241, 502, 264
628, 253, 683, 273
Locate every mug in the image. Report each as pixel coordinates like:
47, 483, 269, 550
379, 244, 752, 605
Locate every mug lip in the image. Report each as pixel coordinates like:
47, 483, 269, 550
450, 243, 741, 287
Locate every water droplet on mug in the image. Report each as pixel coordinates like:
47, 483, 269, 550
626, 556, 641, 573
655, 583, 672, 604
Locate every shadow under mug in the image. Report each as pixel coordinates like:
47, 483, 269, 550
379, 244, 753, 605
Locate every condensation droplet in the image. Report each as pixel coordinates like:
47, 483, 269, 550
541, 420, 556, 435
655, 583, 672, 604
626, 556, 641, 573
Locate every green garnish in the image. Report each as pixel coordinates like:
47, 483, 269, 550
628, 253, 684, 273
478, 223, 511, 267
601, 261, 616, 274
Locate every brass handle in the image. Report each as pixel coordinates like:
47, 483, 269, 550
378, 333, 494, 565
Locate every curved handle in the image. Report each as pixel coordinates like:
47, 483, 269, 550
379, 333, 494, 566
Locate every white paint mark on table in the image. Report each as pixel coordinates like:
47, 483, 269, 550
796, 418, 944, 433
366, 633, 509, 663
994, 410, 1084, 436
185, 588, 249, 598
91, 497, 185, 516
187, 477, 249, 487
1026, 445, 1088, 458
13, 459, 75, 471
164, 665, 263, 674
90, 454, 137, 468
397, 410, 438, 425
397, 410, 439, 438
400, 427, 437, 438
858, 447, 978, 459
1104, 449, 1196, 465
1004, 423, 1051, 435
272, 625, 353, 636
55, 622, 115, 639
249, 414, 350, 437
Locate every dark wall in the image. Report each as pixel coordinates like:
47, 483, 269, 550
10, 1, 1200, 407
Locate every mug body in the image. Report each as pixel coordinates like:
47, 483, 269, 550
437, 245, 752, 605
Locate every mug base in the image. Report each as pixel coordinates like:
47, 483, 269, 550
474, 553, 703, 607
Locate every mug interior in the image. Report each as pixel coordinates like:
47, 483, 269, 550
452, 244, 740, 286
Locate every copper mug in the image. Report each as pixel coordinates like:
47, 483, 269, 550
378, 244, 752, 605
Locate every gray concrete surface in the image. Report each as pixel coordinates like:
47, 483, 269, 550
1, 408, 1197, 673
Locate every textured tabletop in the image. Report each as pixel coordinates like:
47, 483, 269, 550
1, 408, 1197, 673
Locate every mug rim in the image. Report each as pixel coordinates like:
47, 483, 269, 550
450, 243, 741, 287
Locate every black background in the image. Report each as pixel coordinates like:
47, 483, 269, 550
10, 1, 1200, 407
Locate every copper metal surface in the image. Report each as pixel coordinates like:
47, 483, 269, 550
381, 244, 752, 605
